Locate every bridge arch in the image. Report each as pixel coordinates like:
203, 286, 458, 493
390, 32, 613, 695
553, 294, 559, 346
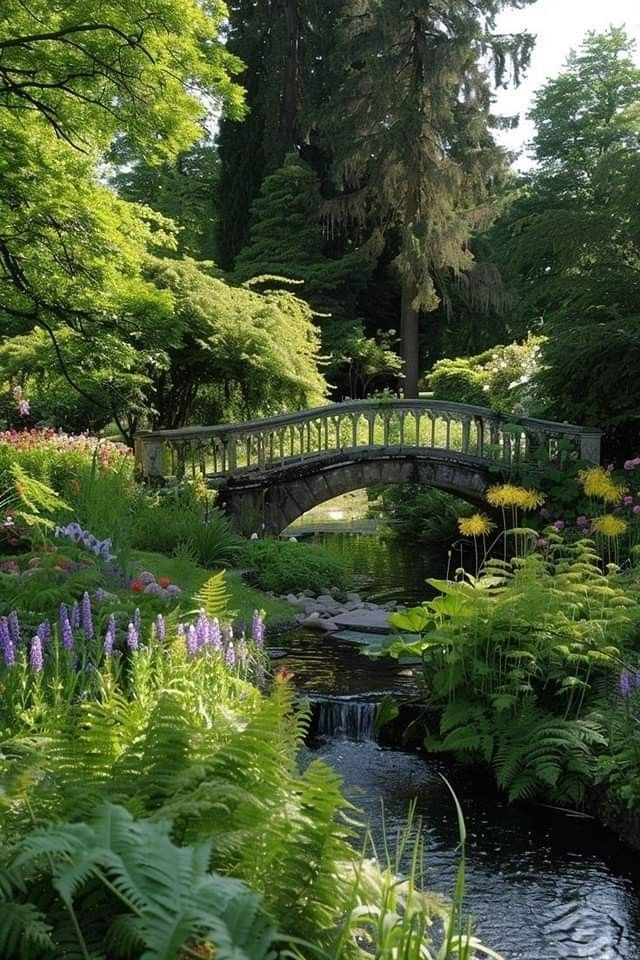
217, 450, 491, 536
135, 399, 602, 537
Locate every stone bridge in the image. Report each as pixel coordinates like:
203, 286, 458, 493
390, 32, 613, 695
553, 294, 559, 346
135, 400, 602, 536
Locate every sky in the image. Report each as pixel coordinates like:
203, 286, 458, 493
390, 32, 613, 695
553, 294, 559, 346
494, 0, 640, 167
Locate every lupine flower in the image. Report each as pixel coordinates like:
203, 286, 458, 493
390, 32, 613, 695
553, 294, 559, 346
225, 642, 236, 667
8, 611, 20, 648
133, 607, 141, 633
196, 609, 209, 647
30, 636, 44, 673
238, 638, 248, 666
62, 616, 74, 651
70, 602, 80, 629
209, 618, 222, 650
37, 621, 51, 644
127, 623, 139, 651
104, 615, 116, 656
177, 623, 185, 639
81, 592, 94, 639
620, 669, 632, 699
252, 610, 265, 648
154, 614, 165, 642
186, 625, 198, 657
59, 602, 68, 638
0, 617, 15, 667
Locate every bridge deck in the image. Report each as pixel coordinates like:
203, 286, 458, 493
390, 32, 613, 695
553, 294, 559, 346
135, 399, 602, 485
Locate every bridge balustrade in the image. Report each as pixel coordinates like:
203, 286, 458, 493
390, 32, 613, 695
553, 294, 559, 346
134, 400, 602, 484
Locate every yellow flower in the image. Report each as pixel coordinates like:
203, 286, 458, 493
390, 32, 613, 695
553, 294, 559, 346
518, 488, 546, 511
579, 467, 625, 504
485, 484, 544, 510
592, 515, 628, 538
458, 513, 496, 537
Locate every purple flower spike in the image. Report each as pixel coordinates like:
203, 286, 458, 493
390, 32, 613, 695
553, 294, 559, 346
37, 621, 51, 644
59, 602, 68, 638
134, 607, 141, 633
62, 617, 74, 651
30, 636, 44, 673
81, 591, 94, 639
209, 618, 222, 650
154, 614, 165, 642
104, 614, 116, 656
70, 602, 80, 630
252, 610, 265, 648
127, 623, 139, 651
196, 609, 209, 647
186, 625, 198, 657
225, 642, 236, 668
0, 617, 15, 667
8, 611, 20, 648
620, 669, 632, 699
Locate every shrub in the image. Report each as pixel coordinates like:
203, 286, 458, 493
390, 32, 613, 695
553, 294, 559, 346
373, 485, 474, 545
239, 538, 349, 594
428, 336, 545, 415
131, 485, 240, 568
428, 357, 487, 406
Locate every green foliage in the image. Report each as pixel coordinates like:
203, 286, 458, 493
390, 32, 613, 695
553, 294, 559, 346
239, 538, 349, 595
1, 803, 277, 960
374, 543, 640, 806
194, 572, 231, 622
131, 486, 240, 568
374, 485, 473, 546
491, 28, 640, 448
429, 337, 545, 415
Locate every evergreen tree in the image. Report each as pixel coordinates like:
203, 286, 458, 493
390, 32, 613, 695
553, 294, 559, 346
216, 1, 339, 269
233, 153, 376, 390
318, 0, 536, 397
493, 27, 640, 454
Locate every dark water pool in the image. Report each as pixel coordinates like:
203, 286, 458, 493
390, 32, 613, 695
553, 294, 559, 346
278, 531, 640, 960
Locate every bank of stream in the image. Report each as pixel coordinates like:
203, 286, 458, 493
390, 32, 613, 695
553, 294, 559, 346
277, 531, 640, 960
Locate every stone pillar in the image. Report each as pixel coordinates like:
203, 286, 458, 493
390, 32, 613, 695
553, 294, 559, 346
134, 432, 165, 480
580, 431, 602, 464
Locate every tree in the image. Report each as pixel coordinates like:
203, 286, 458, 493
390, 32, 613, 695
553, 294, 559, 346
233, 152, 377, 387
216, 0, 340, 268
317, 0, 536, 397
494, 28, 640, 453
0, 0, 245, 423
111, 140, 220, 260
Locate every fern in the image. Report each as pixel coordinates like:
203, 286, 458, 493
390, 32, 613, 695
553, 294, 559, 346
4, 804, 277, 960
193, 571, 230, 621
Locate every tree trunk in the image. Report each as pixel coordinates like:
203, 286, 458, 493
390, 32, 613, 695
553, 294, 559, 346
400, 277, 420, 398
279, 0, 300, 152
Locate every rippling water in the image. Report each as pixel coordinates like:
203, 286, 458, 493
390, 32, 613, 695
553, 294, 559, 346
307, 739, 640, 960
280, 530, 640, 960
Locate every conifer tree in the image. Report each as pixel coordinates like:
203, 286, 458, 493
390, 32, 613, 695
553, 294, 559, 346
319, 0, 536, 397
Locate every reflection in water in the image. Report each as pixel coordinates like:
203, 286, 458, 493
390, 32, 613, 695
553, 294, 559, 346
281, 531, 640, 960
309, 531, 449, 604
307, 739, 640, 960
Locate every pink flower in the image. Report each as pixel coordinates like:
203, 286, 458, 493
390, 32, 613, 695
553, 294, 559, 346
553, 520, 566, 531
18, 399, 30, 417
624, 496, 634, 507
624, 460, 634, 470
634, 458, 640, 468
576, 515, 589, 527
634, 505, 640, 516
607, 464, 615, 472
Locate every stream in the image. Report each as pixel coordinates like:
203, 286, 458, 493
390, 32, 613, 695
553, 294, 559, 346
278, 531, 640, 960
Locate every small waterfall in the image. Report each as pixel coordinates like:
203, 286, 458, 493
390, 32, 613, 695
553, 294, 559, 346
313, 697, 378, 742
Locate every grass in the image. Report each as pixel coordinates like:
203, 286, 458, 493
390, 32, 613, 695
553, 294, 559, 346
132, 550, 294, 625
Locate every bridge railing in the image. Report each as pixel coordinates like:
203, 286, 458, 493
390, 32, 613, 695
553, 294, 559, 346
134, 400, 602, 483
